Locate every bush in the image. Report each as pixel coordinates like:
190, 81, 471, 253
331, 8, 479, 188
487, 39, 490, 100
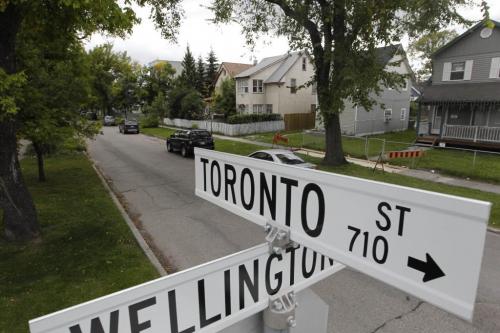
140, 114, 159, 128
212, 79, 236, 118
226, 113, 282, 124
180, 90, 204, 120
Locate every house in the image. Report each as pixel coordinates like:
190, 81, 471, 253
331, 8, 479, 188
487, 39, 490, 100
417, 20, 500, 149
329, 44, 413, 136
148, 59, 183, 77
234, 51, 317, 115
214, 62, 254, 91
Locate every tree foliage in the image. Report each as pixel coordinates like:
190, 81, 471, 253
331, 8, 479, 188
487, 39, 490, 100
0, 0, 184, 241
205, 49, 219, 96
209, 0, 474, 165
409, 30, 458, 81
212, 78, 236, 117
180, 46, 197, 87
196, 55, 206, 96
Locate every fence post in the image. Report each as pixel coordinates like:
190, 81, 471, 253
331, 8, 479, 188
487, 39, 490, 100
382, 139, 386, 156
473, 151, 477, 169
364, 136, 369, 159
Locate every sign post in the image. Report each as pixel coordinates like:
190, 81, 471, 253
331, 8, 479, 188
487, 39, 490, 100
194, 148, 491, 321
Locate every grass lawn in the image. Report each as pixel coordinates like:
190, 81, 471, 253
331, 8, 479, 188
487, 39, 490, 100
0, 154, 159, 332
244, 130, 500, 184
141, 127, 176, 139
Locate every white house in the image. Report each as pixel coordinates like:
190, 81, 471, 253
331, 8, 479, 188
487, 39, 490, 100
234, 51, 317, 115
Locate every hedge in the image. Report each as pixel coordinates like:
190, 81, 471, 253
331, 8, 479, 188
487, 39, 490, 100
226, 113, 282, 124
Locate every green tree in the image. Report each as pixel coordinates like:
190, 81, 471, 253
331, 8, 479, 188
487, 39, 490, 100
180, 46, 197, 87
196, 55, 206, 96
88, 44, 136, 116
0, 0, 183, 241
409, 30, 458, 80
212, 78, 236, 117
210, 0, 474, 166
181, 90, 204, 120
142, 61, 176, 105
17, 28, 98, 182
205, 49, 219, 96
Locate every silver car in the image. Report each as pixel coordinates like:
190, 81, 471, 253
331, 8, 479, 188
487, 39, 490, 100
248, 149, 316, 169
103, 115, 116, 126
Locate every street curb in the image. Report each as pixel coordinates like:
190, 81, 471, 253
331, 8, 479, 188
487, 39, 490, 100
90, 160, 168, 277
488, 227, 500, 234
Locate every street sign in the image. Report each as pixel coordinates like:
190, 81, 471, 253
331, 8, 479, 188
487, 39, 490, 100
29, 244, 344, 333
194, 148, 491, 321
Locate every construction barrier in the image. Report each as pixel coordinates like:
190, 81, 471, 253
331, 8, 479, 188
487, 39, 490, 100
272, 132, 289, 145
386, 150, 424, 159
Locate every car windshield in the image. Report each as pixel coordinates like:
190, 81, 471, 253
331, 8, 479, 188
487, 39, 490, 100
125, 120, 137, 125
191, 131, 211, 137
276, 153, 304, 165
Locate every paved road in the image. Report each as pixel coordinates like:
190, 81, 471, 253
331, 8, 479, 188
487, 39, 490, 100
88, 127, 500, 333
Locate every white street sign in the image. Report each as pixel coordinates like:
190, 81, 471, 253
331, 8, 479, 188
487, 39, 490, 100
194, 148, 491, 321
30, 244, 344, 333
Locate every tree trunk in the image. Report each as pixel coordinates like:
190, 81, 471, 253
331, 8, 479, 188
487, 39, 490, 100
0, 4, 40, 241
323, 114, 347, 166
33, 142, 46, 182
0, 122, 40, 241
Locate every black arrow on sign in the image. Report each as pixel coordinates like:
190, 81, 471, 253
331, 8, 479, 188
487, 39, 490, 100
407, 253, 445, 282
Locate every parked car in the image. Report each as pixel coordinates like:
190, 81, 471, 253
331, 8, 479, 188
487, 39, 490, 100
119, 119, 140, 134
248, 149, 316, 169
166, 129, 215, 157
103, 115, 116, 126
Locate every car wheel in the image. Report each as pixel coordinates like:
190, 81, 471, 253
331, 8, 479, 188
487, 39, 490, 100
181, 145, 188, 157
167, 142, 173, 152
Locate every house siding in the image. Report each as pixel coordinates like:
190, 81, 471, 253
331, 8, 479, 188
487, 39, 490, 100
433, 26, 500, 84
336, 53, 411, 135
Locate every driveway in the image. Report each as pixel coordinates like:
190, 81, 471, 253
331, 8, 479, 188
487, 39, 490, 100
87, 127, 500, 333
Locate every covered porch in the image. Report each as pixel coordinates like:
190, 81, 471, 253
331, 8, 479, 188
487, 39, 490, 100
417, 83, 500, 148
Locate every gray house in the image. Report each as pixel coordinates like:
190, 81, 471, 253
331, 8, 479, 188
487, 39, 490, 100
417, 20, 500, 148
318, 45, 412, 135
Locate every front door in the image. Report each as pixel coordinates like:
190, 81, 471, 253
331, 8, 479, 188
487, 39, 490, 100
431, 106, 443, 134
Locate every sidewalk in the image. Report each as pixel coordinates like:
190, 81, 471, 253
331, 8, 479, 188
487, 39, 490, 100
212, 133, 500, 195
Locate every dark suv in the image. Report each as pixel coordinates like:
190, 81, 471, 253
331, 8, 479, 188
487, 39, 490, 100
166, 129, 215, 157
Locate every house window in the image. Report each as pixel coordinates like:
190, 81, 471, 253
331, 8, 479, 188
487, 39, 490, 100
266, 104, 273, 114
402, 79, 408, 91
253, 80, 264, 93
311, 82, 317, 95
384, 109, 393, 122
400, 108, 406, 121
290, 78, 297, 94
450, 62, 465, 80
253, 104, 264, 113
302, 58, 307, 71
238, 80, 249, 93
238, 104, 248, 113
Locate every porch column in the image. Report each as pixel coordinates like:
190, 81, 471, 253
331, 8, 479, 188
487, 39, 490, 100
416, 102, 422, 136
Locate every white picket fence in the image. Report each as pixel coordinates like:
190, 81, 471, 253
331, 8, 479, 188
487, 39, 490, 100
163, 118, 285, 136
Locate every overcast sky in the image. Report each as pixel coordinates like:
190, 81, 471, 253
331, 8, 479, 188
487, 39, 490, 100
85, 0, 500, 65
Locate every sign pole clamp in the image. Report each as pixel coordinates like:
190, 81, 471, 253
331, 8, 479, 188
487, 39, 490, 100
263, 291, 298, 331
265, 222, 295, 255
264, 222, 298, 332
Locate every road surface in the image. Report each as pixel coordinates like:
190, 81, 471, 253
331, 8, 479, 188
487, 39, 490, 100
88, 127, 500, 333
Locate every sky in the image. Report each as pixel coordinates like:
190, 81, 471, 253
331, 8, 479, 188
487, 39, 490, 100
85, 0, 500, 66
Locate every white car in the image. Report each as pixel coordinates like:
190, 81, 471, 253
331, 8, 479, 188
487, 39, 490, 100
248, 149, 316, 169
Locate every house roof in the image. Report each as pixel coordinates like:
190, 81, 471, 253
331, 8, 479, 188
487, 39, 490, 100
375, 44, 402, 66
220, 62, 253, 78
265, 52, 306, 84
420, 82, 500, 102
235, 54, 289, 79
432, 20, 500, 58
